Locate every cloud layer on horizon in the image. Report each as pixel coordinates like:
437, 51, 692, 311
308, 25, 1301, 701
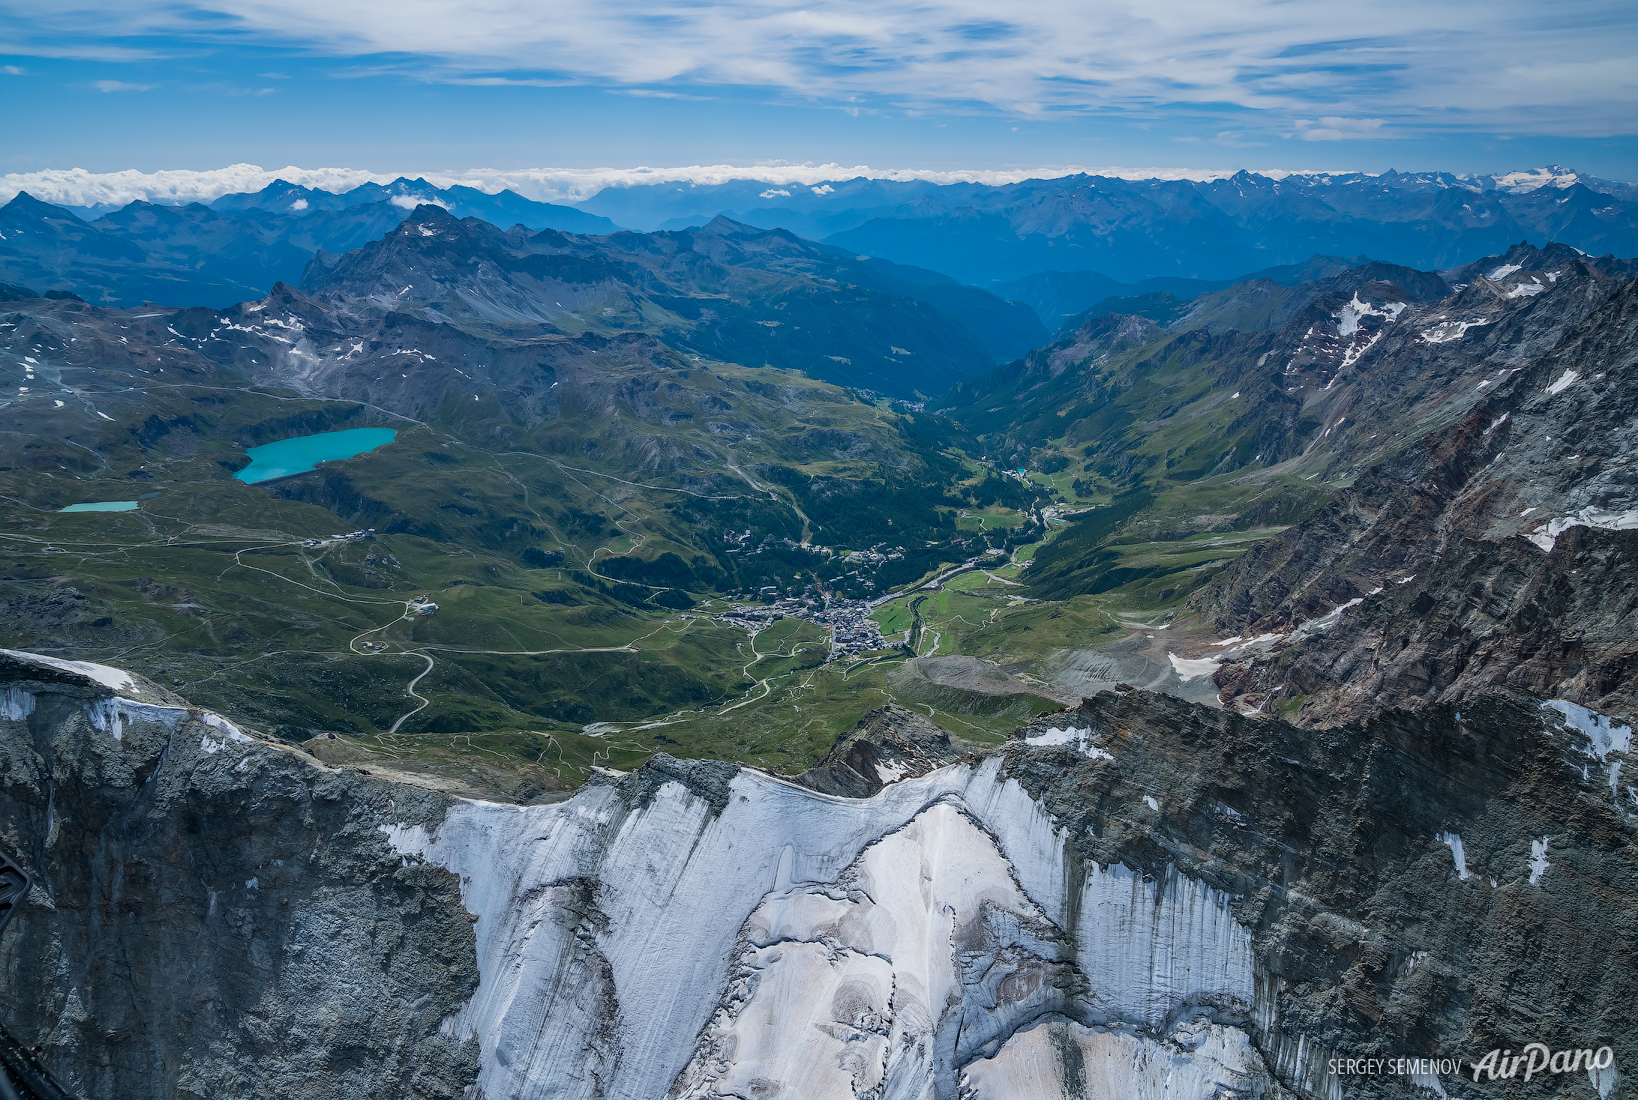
0, 163, 1254, 207
0, 162, 1605, 209
4, 0, 1635, 137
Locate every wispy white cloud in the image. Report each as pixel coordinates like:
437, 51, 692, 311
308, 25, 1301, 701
0, 40, 170, 62
1, 65, 25, 75
92, 79, 155, 92
1293, 117, 1388, 141
616, 88, 714, 100
443, 76, 578, 88
388, 192, 447, 209
7, 0, 1636, 134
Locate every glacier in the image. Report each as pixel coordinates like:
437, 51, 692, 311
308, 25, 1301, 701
382, 756, 1275, 1100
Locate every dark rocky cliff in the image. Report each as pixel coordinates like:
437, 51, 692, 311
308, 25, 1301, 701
0, 651, 478, 1099
1004, 689, 1636, 1099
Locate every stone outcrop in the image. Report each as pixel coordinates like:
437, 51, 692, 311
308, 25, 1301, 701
794, 701, 964, 796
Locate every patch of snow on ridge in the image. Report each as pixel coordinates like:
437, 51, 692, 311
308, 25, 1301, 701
1526, 506, 1638, 551
1488, 263, 1523, 279
1168, 653, 1221, 681
1420, 317, 1492, 344
1333, 293, 1405, 337
1025, 726, 1114, 760
382, 759, 1259, 1100
1545, 369, 1579, 395
199, 717, 253, 755
1543, 700, 1633, 760
1213, 632, 1284, 656
1509, 279, 1545, 298
1437, 832, 1471, 880
1590, 1058, 1619, 1100
82, 697, 186, 743
1290, 598, 1364, 639
2, 648, 134, 692
873, 758, 912, 783
1, 687, 36, 722
1529, 837, 1551, 886
1340, 330, 1383, 369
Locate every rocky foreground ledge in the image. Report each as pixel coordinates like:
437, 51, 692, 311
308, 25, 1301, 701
1, 647, 1634, 1100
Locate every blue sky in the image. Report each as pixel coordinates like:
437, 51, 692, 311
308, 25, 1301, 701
3, 0, 1636, 194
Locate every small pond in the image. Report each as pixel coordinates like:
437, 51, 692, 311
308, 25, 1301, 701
235, 427, 397, 484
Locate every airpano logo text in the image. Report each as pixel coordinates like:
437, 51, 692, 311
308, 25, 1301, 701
1472, 1043, 1615, 1083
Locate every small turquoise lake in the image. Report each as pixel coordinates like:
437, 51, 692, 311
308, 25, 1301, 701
235, 428, 397, 484
60, 501, 138, 513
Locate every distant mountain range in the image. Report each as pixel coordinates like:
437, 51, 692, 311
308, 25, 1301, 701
0, 178, 619, 310
8, 166, 1635, 334
573, 167, 1638, 286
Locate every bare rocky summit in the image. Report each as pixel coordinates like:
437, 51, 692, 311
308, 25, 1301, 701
1195, 258, 1638, 726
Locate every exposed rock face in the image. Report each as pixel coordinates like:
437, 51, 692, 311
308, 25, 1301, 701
1005, 691, 1637, 1099
1193, 271, 1638, 726
7, 649, 1636, 1100
794, 701, 964, 796
388, 688, 1636, 1100
0, 650, 479, 1100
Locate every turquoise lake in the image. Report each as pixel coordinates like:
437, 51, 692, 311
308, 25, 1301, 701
60, 501, 138, 512
235, 428, 397, 484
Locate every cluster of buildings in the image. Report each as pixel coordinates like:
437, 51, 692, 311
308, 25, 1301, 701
301, 528, 376, 549
842, 544, 905, 564
710, 593, 894, 661
814, 600, 892, 658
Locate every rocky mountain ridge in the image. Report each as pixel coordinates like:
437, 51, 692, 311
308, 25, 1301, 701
0, 649, 479, 1099
298, 204, 1042, 391
4, 648, 1634, 1098
1193, 267, 1638, 726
